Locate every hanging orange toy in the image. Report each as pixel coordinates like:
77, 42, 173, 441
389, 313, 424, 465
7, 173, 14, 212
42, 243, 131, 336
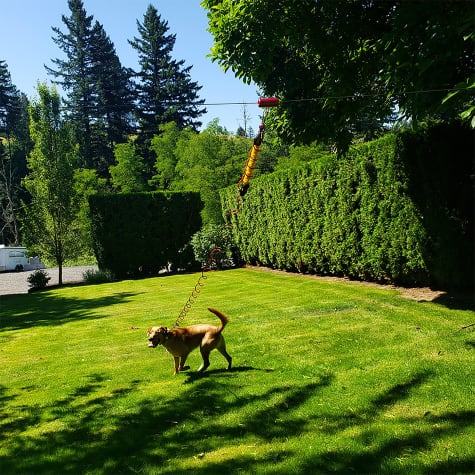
238, 97, 279, 197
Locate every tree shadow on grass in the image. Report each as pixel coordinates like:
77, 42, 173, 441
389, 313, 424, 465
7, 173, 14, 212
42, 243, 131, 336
182, 365, 275, 384
1, 370, 474, 474
300, 420, 475, 475
0, 370, 332, 474
432, 290, 475, 311
299, 371, 475, 475
0, 291, 141, 331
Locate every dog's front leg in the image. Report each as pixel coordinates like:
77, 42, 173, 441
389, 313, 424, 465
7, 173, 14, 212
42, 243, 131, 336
179, 354, 190, 372
173, 356, 180, 375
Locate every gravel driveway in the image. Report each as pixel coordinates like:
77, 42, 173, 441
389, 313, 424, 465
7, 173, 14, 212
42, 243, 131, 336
0, 265, 98, 297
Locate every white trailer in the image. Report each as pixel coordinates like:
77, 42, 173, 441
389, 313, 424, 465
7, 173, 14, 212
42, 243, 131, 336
0, 245, 45, 272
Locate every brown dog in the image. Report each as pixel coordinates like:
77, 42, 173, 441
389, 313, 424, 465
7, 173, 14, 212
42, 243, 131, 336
147, 307, 232, 375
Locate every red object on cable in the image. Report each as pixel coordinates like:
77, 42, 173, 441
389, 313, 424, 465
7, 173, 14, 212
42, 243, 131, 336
258, 97, 279, 108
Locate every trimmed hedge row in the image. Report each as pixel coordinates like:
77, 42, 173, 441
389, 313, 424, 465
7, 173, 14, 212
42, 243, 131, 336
89, 192, 202, 278
221, 125, 473, 289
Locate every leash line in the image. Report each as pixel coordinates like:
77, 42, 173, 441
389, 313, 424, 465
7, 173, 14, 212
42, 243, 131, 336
173, 99, 279, 328
173, 247, 221, 328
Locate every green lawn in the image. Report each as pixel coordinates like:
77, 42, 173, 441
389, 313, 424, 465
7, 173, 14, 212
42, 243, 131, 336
1, 268, 474, 474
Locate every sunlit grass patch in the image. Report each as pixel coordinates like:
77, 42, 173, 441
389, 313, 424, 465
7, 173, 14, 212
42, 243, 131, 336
1, 268, 473, 474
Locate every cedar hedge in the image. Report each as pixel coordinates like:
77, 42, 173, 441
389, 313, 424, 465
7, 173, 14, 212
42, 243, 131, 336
221, 124, 473, 290
89, 192, 202, 279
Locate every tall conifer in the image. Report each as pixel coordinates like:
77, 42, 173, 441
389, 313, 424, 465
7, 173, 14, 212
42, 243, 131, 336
129, 4, 206, 142
46, 0, 94, 168
89, 20, 135, 174
46, 0, 133, 174
0, 61, 30, 245
0, 61, 22, 136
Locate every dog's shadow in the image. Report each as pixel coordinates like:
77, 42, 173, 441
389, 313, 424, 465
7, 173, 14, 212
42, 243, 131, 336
183, 365, 273, 383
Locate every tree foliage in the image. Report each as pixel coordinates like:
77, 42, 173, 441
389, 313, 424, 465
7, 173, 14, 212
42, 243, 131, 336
202, 0, 475, 150
22, 83, 78, 284
109, 142, 146, 193
149, 121, 190, 190
149, 120, 263, 224
73, 167, 107, 258
46, 0, 134, 173
129, 4, 206, 141
0, 61, 31, 244
0, 61, 23, 135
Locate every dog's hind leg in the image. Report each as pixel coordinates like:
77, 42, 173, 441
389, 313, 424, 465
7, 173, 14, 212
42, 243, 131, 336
198, 349, 211, 373
217, 337, 232, 370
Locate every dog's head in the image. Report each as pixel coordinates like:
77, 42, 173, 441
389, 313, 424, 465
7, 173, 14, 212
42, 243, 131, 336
147, 326, 170, 348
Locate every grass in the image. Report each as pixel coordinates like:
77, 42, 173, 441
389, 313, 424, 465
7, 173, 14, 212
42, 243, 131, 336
0, 268, 474, 474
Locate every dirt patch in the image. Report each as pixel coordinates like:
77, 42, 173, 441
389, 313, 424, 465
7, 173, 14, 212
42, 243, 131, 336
245, 265, 449, 303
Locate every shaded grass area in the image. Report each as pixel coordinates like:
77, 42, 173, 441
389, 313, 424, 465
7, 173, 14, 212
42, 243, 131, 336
0, 269, 474, 474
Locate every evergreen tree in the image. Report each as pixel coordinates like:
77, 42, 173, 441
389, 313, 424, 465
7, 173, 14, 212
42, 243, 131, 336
46, 0, 95, 168
0, 61, 29, 145
0, 61, 20, 134
0, 61, 31, 244
46, 0, 133, 175
129, 4, 206, 144
89, 20, 135, 174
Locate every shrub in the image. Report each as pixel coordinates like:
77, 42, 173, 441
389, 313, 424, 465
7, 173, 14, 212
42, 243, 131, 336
83, 269, 115, 284
27, 269, 51, 290
220, 125, 474, 289
191, 224, 237, 269
89, 192, 203, 278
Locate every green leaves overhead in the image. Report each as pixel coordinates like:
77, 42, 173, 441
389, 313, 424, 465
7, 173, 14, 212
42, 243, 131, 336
203, 0, 475, 150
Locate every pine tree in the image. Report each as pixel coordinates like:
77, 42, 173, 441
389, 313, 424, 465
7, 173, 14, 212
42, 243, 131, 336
88, 20, 135, 175
0, 61, 21, 136
46, 0, 133, 175
91, 22, 134, 147
129, 4, 206, 142
0, 61, 31, 245
46, 0, 95, 168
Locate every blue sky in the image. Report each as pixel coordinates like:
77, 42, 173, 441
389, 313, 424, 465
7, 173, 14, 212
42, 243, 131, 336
0, 0, 261, 133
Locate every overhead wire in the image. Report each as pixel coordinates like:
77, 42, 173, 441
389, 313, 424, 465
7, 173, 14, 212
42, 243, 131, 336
6, 85, 471, 112
200, 87, 474, 107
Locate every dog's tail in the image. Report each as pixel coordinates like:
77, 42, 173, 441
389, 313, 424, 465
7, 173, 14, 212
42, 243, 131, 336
208, 307, 229, 333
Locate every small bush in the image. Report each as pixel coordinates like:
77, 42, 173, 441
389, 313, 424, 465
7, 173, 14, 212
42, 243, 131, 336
83, 269, 115, 284
27, 269, 51, 290
191, 224, 237, 269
